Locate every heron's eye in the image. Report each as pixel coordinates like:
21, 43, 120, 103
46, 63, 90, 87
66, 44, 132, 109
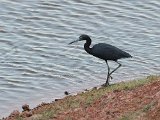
79, 36, 82, 40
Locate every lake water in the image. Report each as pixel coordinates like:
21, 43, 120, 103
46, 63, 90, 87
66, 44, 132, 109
0, 0, 160, 117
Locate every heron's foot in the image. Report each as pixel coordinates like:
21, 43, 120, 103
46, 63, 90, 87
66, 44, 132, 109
101, 82, 110, 87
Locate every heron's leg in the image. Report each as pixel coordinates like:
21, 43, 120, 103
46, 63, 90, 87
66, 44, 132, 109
106, 61, 113, 79
109, 61, 121, 77
105, 60, 110, 86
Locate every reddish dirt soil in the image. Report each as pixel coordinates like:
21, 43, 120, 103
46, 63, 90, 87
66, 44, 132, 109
4, 78, 160, 120
55, 80, 160, 120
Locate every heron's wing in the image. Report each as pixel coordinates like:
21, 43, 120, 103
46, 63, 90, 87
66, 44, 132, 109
92, 43, 130, 61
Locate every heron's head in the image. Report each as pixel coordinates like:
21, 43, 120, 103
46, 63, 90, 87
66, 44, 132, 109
79, 34, 90, 41
69, 34, 90, 44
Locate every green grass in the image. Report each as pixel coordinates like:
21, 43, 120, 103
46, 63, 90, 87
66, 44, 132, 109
119, 111, 141, 120
119, 101, 157, 120
15, 75, 159, 120
142, 101, 156, 112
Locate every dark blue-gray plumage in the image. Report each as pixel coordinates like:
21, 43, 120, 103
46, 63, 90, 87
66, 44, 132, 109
69, 34, 132, 86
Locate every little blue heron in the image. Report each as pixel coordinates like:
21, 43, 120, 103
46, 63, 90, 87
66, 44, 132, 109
69, 34, 132, 86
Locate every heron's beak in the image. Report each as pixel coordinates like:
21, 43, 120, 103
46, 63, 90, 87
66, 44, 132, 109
68, 39, 79, 45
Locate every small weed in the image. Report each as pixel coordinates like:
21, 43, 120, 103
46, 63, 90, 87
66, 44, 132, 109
119, 110, 141, 120
142, 101, 156, 112
120, 115, 130, 120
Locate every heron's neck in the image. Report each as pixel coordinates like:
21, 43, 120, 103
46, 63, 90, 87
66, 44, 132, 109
84, 38, 92, 54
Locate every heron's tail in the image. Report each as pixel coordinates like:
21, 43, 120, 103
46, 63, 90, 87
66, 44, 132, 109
126, 53, 132, 58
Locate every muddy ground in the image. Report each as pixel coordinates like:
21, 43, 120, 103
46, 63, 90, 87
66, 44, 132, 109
4, 76, 160, 120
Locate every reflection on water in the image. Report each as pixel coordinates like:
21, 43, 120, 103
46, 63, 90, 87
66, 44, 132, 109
0, 0, 160, 117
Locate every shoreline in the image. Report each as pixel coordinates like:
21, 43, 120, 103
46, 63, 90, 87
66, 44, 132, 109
3, 75, 160, 120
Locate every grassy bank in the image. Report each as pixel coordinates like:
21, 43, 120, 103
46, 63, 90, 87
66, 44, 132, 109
5, 75, 160, 120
